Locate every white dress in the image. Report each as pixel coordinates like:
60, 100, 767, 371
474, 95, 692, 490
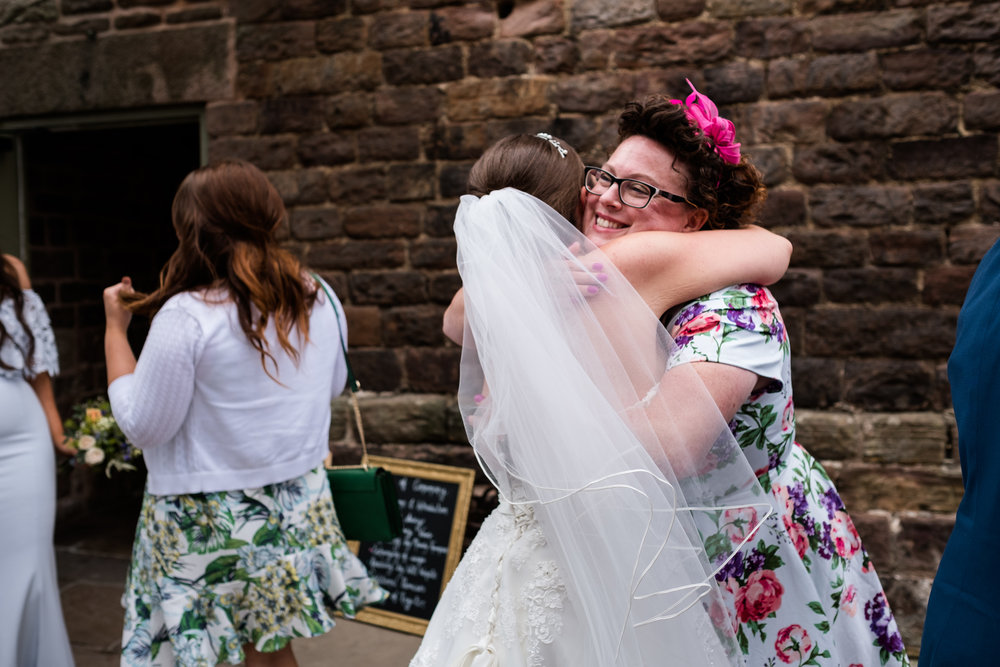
411, 190, 770, 666
0, 288, 74, 667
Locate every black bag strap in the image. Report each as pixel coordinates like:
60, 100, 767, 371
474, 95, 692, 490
313, 273, 369, 469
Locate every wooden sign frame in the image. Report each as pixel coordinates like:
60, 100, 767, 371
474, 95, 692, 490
347, 456, 476, 636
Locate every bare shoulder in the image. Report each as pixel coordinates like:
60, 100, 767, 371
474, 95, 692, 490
2, 254, 31, 289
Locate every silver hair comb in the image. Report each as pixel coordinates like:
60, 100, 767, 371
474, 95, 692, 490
535, 132, 568, 158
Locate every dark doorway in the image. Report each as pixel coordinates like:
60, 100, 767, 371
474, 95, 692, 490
22, 121, 201, 410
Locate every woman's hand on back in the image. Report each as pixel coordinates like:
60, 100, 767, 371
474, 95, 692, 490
103, 277, 134, 332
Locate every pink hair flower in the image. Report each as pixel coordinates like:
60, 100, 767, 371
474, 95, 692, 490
671, 79, 742, 165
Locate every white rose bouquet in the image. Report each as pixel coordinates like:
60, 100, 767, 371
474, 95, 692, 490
64, 397, 142, 477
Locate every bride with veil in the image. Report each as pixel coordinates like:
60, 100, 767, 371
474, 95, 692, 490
410, 134, 789, 666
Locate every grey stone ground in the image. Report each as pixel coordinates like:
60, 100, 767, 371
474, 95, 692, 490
55, 510, 422, 667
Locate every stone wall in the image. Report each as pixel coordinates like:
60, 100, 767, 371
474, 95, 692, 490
3, 0, 1000, 659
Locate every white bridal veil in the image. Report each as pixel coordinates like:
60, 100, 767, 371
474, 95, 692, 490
456, 189, 771, 666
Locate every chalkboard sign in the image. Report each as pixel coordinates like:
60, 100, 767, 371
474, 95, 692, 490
350, 456, 476, 636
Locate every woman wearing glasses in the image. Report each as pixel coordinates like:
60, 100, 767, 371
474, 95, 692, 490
577, 85, 908, 665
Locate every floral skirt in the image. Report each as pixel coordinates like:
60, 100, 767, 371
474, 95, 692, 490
121, 466, 388, 666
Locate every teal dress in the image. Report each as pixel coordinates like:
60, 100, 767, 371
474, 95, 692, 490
922, 239, 1000, 664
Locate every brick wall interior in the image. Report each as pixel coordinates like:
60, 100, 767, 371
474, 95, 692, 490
2, 0, 1000, 658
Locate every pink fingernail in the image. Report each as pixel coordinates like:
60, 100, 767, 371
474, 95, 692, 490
474, 393, 485, 404
597, 273, 608, 282
592, 262, 603, 271
587, 285, 599, 295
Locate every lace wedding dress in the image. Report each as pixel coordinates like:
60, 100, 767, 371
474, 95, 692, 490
411, 189, 770, 667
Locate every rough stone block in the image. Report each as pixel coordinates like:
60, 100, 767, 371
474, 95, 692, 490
869, 229, 944, 267
948, 224, 1000, 264
974, 44, 1000, 86
769, 53, 879, 98
428, 6, 494, 43
656, 0, 705, 22
923, 265, 975, 308
828, 93, 958, 141
444, 78, 551, 122
700, 62, 765, 104
383, 305, 447, 346
290, 205, 341, 241
571, 0, 656, 31
385, 164, 436, 202
316, 17, 366, 53
882, 47, 971, 91
383, 45, 463, 85
375, 86, 442, 125
326, 92, 372, 128
429, 272, 462, 305
862, 412, 948, 464
350, 271, 426, 306
343, 305, 382, 347
786, 229, 868, 268
352, 393, 452, 443
428, 123, 488, 161
469, 39, 534, 78
499, 0, 564, 38
208, 136, 297, 171
236, 22, 315, 62
965, 91, 1000, 130
833, 463, 963, 513
810, 10, 922, 52
260, 96, 325, 133
751, 146, 790, 187
410, 238, 457, 270
810, 185, 910, 228
805, 307, 956, 359
357, 126, 421, 162
824, 267, 918, 304
795, 409, 861, 461
791, 356, 842, 409
897, 512, 956, 575
912, 182, 975, 226
329, 166, 388, 205
550, 72, 633, 114
369, 10, 428, 49
425, 203, 460, 237
343, 204, 421, 238
792, 142, 885, 184
889, 137, 998, 180
844, 361, 940, 412
165, 7, 223, 24
707, 0, 791, 18
534, 36, 579, 74
205, 100, 258, 137
758, 188, 806, 228
404, 347, 461, 394
612, 23, 733, 68
740, 100, 828, 144
52, 17, 109, 37
298, 131, 355, 166
306, 240, 406, 270
61, 0, 112, 14
983, 181, 1000, 225
266, 168, 329, 206
928, 4, 1000, 43
770, 268, 821, 308
736, 17, 810, 59
350, 349, 402, 392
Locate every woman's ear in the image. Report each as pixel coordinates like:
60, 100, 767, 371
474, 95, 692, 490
683, 207, 709, 232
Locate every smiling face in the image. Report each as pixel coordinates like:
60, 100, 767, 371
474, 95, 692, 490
580, 135, 707, 246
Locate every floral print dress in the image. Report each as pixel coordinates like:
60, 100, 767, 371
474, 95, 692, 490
668, 284, 909, 667
121, 466, 388, 665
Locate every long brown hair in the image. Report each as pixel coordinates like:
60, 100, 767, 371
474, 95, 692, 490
467, 133, 585, 225
0, 255, 34, 373
123, 159, 316, 375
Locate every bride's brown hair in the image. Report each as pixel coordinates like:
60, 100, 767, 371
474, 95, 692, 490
123, 159, 316, 375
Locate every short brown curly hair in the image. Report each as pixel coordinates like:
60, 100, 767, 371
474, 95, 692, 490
618, 94, 767, 230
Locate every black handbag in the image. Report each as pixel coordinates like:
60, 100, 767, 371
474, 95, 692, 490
316, 275, 403, 542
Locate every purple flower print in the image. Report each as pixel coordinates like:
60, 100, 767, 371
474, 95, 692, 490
675, 302, 706, 327
726, 308, 755, 331
674, 334, 693, 349
816, 523, 833, 560
716, 550, 745, 582
787, 482, 808, 517
865, 592, 905, 654
744, 548, 766, 573
820, 488, 844, 519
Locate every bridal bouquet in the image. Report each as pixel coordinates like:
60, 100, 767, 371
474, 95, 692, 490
64, 397, 142, 477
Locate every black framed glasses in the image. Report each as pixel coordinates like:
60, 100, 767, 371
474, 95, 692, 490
584, 166, 694, 209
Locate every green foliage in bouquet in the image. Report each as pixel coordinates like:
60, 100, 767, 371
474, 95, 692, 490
64, 397, 143, 477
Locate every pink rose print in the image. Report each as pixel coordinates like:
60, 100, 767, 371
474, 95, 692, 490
774, 484, 795, 517
722, 507, 760, 545
783, 515, 809, 558
752, 289, 776, 326
774, 624, 813, 664
735, 569, 784, 622
781, 397, 794, 432
842, 584, 858, 617
676, 312, 721, 337
830, 510, 862, 559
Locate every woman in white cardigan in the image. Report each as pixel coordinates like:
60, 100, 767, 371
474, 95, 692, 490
104, 159, 386, 667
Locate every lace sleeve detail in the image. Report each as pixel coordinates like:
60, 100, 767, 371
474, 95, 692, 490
0, 289, 59, 379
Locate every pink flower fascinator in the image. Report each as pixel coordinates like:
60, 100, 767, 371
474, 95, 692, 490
671, 79, 742, 165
